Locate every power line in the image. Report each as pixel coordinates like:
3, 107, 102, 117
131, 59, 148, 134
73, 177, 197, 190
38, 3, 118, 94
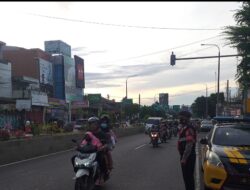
27, 13, 223, 31
97, 35, 222, 64
109, 83, 228, 100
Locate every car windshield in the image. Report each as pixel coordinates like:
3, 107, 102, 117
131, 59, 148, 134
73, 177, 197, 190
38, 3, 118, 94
146, 119, 160, 125
213, 126, 250, 146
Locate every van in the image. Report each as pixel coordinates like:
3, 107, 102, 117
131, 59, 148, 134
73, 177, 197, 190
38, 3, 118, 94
144, 117, 163, 134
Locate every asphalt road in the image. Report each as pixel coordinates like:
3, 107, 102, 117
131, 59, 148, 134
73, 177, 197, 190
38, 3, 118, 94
0, 133, 208, 190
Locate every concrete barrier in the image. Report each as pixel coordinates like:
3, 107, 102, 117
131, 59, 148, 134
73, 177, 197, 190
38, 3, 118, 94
0, 126, 144, 165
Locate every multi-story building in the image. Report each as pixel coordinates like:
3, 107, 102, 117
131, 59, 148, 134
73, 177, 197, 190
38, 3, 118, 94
45, 40, 85, 122
159, 93, 169, 107
1, 44, 53, 124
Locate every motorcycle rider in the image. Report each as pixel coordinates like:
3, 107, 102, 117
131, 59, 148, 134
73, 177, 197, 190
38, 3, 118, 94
149, 124, 160, 144
100, 115, 116, 170
71, 117, 110, 183
159, 121, 168, 142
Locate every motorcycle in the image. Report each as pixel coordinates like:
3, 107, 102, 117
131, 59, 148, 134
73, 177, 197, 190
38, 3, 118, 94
150, 131, 160, 147
160, 128, 167, 143
71, 137, 109, 190
173, 127, 178, 137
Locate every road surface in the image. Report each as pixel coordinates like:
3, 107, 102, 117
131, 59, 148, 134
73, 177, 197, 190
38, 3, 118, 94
0, 133, 207, 190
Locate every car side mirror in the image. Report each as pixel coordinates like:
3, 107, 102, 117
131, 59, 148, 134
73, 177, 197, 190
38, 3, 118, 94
200, 138, 208, 145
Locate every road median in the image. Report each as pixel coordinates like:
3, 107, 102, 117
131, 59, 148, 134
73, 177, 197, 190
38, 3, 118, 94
0, 126, 144, 165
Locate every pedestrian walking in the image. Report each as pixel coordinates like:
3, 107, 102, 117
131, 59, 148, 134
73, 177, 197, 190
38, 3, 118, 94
177, 110, 197, 190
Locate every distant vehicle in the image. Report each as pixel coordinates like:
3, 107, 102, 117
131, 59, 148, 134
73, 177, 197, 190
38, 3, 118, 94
74, 119, 88, 130
200, 122, 250, 190
201, 119, 212, 125
200, 123, 214, 132
144, 117, 163, 134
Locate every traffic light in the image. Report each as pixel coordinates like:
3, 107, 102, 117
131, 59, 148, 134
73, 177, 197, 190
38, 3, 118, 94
170, 52, 176, 66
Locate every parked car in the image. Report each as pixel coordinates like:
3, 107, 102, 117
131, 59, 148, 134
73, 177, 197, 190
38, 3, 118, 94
74, 119, 88, 130
200, 121, 250, 190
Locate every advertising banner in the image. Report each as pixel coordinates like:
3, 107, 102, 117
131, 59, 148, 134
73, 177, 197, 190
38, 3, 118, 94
39, 58, 53, 85
64, 55, 82, 102
74, 55, 85, 88
31, 91, 49, 106
16, 99, 31, 111
0, 62, 12, 98
71, 100, 89, 109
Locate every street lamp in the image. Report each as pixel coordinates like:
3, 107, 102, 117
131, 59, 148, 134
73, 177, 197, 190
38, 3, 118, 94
201, 43, 221, 116
125, 75, 138, 99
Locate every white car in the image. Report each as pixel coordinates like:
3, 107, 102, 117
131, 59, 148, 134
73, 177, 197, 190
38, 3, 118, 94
144, 117, 163, 134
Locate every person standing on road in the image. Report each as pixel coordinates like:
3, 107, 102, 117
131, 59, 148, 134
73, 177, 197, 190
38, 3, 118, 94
177, 110, 197, 190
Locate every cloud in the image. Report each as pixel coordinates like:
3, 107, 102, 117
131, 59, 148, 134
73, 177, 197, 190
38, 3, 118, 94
72, 47, 107, 56
86, 80, 122, 88
72, 47, 87, 51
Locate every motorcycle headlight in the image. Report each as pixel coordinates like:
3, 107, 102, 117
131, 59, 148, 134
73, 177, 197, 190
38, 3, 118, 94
75, 161, 80, 166
207, 152, 224, 168
84, 161, 91, 167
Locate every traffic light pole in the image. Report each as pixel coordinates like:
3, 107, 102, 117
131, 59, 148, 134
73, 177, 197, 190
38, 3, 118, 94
170, 52, 243, 116
175, 54, 241, 61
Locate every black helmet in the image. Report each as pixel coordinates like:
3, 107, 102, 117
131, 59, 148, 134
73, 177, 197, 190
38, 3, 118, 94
100, 114, 110, 123
178, 110, 192, 118
88, 116, 99, 124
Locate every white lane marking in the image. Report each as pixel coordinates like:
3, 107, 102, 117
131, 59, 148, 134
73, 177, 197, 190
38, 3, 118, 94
195, 141, 201, 190
0, 148, 74, 168
135, 143, 147, 150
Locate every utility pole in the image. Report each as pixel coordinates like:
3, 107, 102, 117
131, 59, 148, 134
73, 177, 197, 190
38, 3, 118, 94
126, 79, 128, 99
139, 94, 141, 107
226, 80, 229, 116
139, 94, 141, 123
206, 85, 208, 119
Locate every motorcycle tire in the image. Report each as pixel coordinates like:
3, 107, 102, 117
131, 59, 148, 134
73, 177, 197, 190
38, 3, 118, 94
75, 176, 92, 190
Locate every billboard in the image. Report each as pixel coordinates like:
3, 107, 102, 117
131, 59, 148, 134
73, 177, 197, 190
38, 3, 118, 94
64, 55, 82, 102
31, 91, 49, 106
39, 58, 53, 85
45, 40, 71, 57
0, 62, 12, 98
71, 100, 89, 109
74, 55, 85, 88
16, 99, 31, 111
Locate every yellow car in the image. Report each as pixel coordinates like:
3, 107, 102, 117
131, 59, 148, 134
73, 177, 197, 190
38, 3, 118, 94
200, 123, 250, 190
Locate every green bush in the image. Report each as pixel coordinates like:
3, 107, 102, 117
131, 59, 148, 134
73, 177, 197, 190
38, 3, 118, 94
31, 124, 41, 136
41, 124, 52, 134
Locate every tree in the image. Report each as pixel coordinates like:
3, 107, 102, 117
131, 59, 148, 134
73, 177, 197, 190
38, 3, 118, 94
191, 93, 225, 118
191, 96, 206, 118
224, 2, 250, 99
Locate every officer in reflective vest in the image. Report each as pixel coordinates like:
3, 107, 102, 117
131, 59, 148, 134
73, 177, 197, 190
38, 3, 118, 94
177, 110, 196, 190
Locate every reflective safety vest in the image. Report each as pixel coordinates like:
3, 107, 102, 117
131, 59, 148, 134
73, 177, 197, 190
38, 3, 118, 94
177, 125, 196, 156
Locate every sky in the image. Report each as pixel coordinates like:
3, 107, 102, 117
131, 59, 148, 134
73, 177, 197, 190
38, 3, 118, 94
0, 1, 242, 106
